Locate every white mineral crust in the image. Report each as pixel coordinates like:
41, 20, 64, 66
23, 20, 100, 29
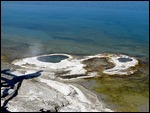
7, 53, 139, 112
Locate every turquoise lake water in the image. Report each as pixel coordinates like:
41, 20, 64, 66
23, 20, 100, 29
1, 1, 149, 61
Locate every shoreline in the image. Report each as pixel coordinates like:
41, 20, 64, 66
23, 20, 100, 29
1, 60, 113, 112
1, 53, 149, 112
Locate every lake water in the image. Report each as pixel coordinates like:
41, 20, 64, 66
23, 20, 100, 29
1, 1, 149, 61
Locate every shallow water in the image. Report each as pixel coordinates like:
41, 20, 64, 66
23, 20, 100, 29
79, 59, 149, 112
1, 1, 149, 61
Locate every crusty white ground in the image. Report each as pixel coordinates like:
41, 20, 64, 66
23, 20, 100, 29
12, 53, 138, 77
7, 53, 138, 112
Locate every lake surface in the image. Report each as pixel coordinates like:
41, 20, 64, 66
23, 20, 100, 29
1, 1, 149, 61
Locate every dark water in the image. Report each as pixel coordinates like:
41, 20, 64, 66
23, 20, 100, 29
37, 55, 69, 63
118, 57, 132, 62
1, 1, 149, 61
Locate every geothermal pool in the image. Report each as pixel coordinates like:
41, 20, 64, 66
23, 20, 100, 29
118, 57, 133, 62
37, 55, 69, 63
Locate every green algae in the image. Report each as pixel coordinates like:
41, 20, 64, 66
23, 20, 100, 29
82, 55, 149, 111
92, 59, 149, 112
93, 74, 149, 112
1, 55, 7, 60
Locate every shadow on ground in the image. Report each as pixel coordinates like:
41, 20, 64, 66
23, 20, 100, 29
1, 69, 43, 112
